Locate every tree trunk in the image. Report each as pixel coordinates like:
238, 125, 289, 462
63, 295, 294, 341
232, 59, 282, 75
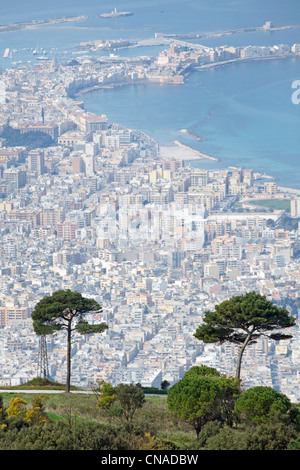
66, 321, 72, 392
235, 333, 252, 380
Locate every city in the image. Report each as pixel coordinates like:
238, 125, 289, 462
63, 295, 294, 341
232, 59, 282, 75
0, 35, 300, 402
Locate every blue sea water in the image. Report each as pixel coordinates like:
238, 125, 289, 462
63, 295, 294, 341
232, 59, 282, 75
0, 0, 300, 187
81, 58, 300, 185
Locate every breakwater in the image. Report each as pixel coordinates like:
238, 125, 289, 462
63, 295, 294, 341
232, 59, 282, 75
159, 23, 300, 40
0, 16, 88, 34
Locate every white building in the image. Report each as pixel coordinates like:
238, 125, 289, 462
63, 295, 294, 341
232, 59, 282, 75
0, 81, 6, 104
291, 198, 300, 217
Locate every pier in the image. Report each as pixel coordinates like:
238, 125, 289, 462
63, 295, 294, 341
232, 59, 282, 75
159, 23, 300, 41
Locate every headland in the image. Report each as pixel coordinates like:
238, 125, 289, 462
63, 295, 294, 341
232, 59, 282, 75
0, 16, 88, 34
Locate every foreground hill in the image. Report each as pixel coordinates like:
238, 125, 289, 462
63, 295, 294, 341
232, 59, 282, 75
0, 378, 300, 450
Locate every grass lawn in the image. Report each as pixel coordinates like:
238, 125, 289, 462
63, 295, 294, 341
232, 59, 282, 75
0, 390, 197, 449
246, 199, 290, 210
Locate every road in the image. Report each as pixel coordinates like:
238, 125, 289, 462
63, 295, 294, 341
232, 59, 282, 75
0, 389, 93, 394
0, 389, 167, 396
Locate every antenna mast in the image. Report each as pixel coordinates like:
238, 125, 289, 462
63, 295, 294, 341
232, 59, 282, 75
37, 335, 50, 379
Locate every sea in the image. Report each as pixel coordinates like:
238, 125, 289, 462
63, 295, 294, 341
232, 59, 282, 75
0, 0, 300, 187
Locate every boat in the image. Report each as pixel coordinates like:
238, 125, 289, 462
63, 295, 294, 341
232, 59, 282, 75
99, 7, 133, 18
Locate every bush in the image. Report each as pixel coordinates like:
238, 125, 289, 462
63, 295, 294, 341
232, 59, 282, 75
0, 421, 130, 450
167, 367, 240, 437
96, 383, 146, 422
115, 384, 145, 422
196, 421, 223, 448
203, 421, 297, 450
167, 375, 224, 438
204, 425, 247, 450
243, 421, 297, 450
234, 386, 292, 424
288, 439, 300, 450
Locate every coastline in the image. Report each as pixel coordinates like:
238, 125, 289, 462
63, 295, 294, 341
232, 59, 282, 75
158, 145, 300, 195
157, 150, 300, 195
278, 186, 300, 195
194, 53, 300, 72
160, 24, 300, 41
78, 86, 300, 194
173, 140, 219, 161
0, 16, 88, 34
159, 141, 219, 161
66, 30, 300, 191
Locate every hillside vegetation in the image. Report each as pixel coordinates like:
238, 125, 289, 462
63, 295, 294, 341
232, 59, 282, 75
1, 373, 300, 451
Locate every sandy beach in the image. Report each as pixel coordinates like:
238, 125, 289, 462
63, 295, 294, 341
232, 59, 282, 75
278, 186, 300, 195
159, 141, 219, 161
158, 147, 300, 196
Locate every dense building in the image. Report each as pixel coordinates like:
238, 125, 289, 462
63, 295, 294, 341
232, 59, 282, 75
57, 222, 77, 241
0, 43, 299, 399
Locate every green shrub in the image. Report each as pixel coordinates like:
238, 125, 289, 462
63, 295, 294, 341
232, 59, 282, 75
288, 439, 300, 450
0, 421, 130, 450
204, 425, 247, 450
234, 386, 291, 424
243, 422, 297, 450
